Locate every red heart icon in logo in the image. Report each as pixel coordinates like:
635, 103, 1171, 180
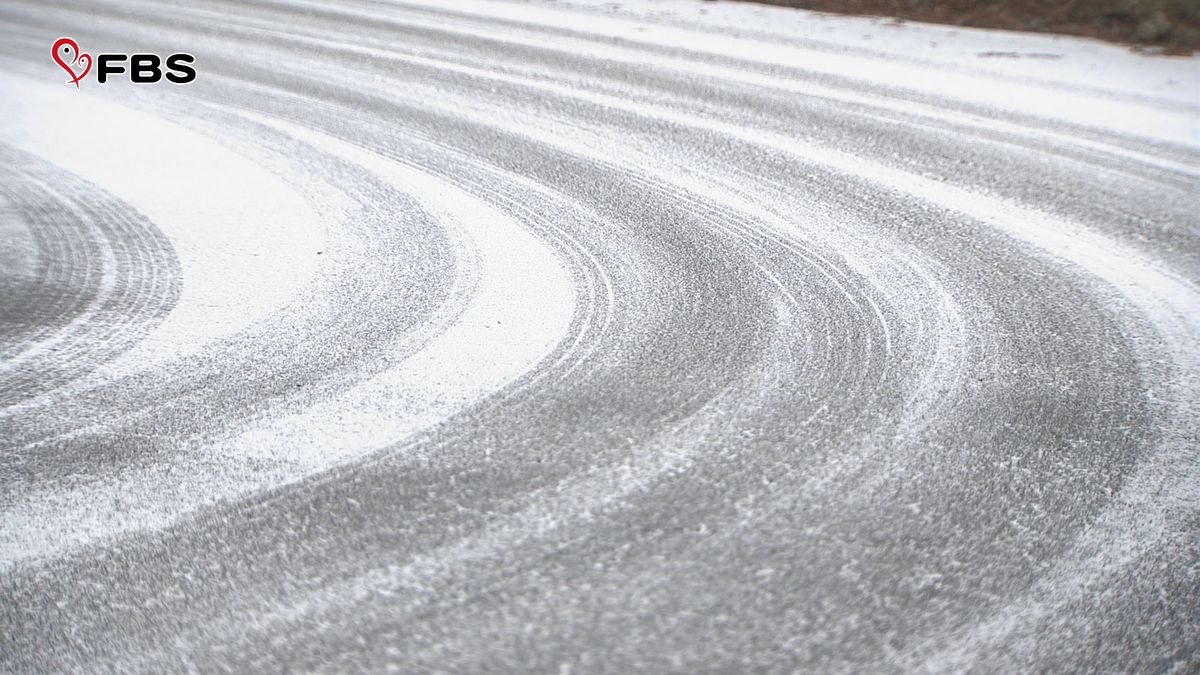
52, 37, 91, 88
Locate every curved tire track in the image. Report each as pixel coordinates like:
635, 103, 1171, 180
1, 0, 1197, 671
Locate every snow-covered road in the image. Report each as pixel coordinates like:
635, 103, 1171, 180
1, 0, 1198, 670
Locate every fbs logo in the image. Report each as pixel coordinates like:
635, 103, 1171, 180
52, 37, 196, 88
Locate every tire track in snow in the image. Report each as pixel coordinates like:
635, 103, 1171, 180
0, 0, 1197, 671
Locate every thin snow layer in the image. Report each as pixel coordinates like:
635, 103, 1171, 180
0, 74, 326, 378
0, 103, 575, 566
401, 0, 1200, 147
1, 0, 1197, 671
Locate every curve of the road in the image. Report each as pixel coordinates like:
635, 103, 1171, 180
1, 0, 1197, 671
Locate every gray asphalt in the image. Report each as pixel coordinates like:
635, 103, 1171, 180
1, 0, 1198, 672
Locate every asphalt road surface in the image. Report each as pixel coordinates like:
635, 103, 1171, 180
2, 0, 1198, 671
